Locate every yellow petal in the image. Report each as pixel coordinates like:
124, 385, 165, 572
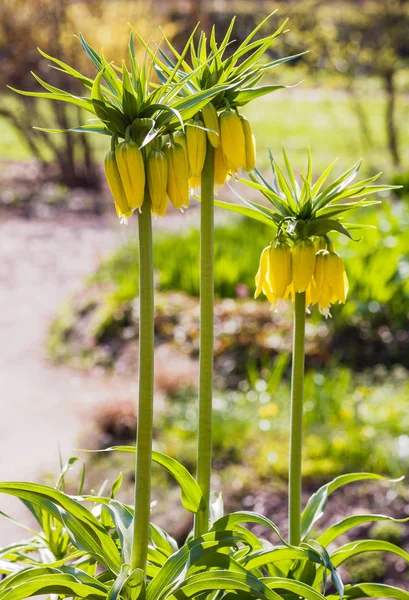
255, 246, 271, 298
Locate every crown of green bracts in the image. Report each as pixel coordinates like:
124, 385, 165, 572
9, 32, 232, 145
221, 148, 399, 240
147, 12, 302, 111
220, 149, 400, 317
9, 13, 297, 144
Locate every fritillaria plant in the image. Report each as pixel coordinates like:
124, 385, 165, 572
223, 148, 400, 544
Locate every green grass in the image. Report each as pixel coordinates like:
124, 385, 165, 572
242, 89, 409, 175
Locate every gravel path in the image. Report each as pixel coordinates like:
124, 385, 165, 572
0, 213, 139, 544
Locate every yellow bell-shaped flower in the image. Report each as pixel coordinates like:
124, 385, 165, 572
240, 115, 256, 172
255, 246, 276, 303
214, 144, 230, 187
219, 108, 246, 171
311, 250, 349, 318
147, 148, 168, 217
292, 239, 316, 292
269, 242, 292, 299
115, 140, 145, 210
164, 141, 190, 210
186, 119, 207, 178
104, 150, 132, 218
202, 102, 220, 148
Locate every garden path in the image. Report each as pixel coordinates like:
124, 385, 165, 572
0, 210, 199, 544
0, 213, 133, 543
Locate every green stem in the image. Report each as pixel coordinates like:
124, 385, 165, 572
131, 198, 154, 573
288, 291, 306, 546
194, 141, 215, 538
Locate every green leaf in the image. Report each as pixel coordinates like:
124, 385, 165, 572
122, 61, 139, 122
212, 199, 276, 228
166, 569, 283, 600
37, 47, 94, 90
337, 583, 409, 600
311, 158, 338, 199
211, 511, 286, 545
7, 86, 96, 114
242, 546, 314, 571
33, 123, 112, 136
150, 523, 178, 556
330, 539, 409, 568
264, 576, 327, 600
243, 173, 291, 216
301, 473, 397, 541
317, 514, 409, 547
107, 563, 131, 600
85, 446, 203, 514
0, 566, 108, 599
146, 531, 244, 600
0, 482, 122, 574
316, 200, 380, 219
233, 84, 287, 106
305, 218, 358, 240
313, 161, 362, 211
104, 500, 133, 564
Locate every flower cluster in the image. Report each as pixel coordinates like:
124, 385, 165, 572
255, 237, 348, 317
104, 105, 256, 219
222, 148, 399, 318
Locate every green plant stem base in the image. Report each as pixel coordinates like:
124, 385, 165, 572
288, 291, 306, 546
131, 199, 154, 573
195, 142, 215, 538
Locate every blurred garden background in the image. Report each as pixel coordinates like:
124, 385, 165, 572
1, 0, 409, 586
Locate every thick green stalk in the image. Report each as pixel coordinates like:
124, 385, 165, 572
131, 198, 154, 573
288, 291, 306, 546
194, 142, 215, 538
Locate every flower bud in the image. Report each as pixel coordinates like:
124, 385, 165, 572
214, 144, 230, 187
292, 239, 316, 292
164, 141, 190, 210
147, 148, 168, 217
269, 242, 292, 299
202, 102, 220, 148
240, 115, 256, 172
219, 108, 246, 171
104, 150, 132, 218
115, 140, 145, 210
186, 119, 207, 178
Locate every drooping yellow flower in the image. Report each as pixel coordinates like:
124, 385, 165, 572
240, 115, 256, 172
186, 119, 207, 178
311, 250, 349, 318
202, 102, 220, 148
115, 140, 145, 210
164, 141, 190, 210
268, 242, 292, 299
255, 246, 276, 303
292, 239, 316, 292
219, 108, 246, 171
174, 130, 191, 177
104, 150, 132, 218
189, 175, 201, 190
147, 148, 168, 217
214, 144, 230, 187
326, 251, 348, 304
